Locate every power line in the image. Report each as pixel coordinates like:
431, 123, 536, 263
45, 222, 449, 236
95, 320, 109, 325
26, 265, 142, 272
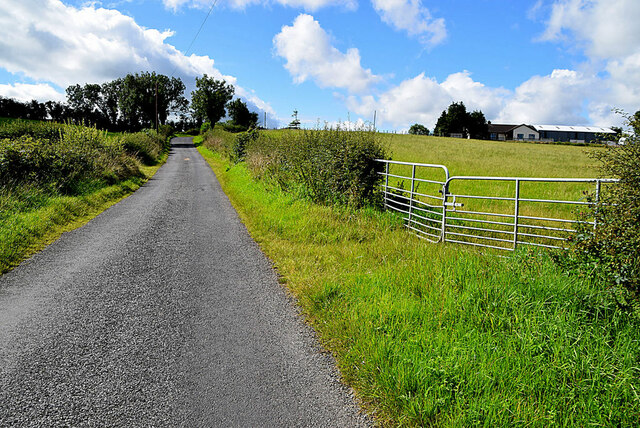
170, 0, 219, 78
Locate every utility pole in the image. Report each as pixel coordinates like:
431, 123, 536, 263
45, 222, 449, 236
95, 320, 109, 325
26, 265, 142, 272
155, 81, 158, 132
373, 110, 377, 131
264, 111, 267, 129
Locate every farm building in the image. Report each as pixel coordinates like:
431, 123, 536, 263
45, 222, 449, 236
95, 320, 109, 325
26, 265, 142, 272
533, 125, 615, 143
488, 124, 538, 141
488, 123, 615, 143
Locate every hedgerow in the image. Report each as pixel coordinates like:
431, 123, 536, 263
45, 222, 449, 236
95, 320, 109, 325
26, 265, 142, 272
0, 121, 168, 194
560, 112, 640, 312
205, 126, 388, 208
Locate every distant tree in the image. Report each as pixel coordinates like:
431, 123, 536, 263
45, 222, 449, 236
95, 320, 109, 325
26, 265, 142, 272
26, 100, 47, 121
99, 80, 121, 127
117, 72, 187, 130
433, 102, 487, 139
408, 123, 430, 135
65, 84, 93, 123
288, 109, 301, 129
467, 110, 488, 139
45, 101, 68, 122
191, 75, 235, 128
227, 99, 259, 130
0, 96, 48, 121
434, 102, 469, 137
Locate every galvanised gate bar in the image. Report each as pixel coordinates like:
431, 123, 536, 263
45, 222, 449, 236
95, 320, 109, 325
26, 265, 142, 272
377, 159, 618, 251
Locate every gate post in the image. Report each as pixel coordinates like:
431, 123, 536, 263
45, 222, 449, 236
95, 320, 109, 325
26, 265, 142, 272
408, 165, 416, 226
593, 180, 601, 230
384, 162, 390, 209
441, 180, 449, 243
513, 179, 520, 250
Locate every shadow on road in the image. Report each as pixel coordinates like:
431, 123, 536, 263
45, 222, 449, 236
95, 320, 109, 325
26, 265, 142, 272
171, 142, 195, 149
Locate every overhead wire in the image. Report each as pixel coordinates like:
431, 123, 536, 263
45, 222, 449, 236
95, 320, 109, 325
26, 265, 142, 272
170, 0, 220, 78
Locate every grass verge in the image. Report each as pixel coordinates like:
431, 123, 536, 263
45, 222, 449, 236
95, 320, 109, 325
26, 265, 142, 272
199, 146, 640, 426
0, 155, 166, 274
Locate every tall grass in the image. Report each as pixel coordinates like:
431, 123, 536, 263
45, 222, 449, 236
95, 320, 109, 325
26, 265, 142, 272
199, 148, 639, 426
205, 126, 387, 207
0, 120, 169, 273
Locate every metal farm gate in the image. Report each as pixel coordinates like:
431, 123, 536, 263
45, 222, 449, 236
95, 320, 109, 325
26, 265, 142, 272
377, 159, 617, 251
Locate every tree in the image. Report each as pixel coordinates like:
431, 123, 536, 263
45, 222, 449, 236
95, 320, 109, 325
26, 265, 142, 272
98, 80, 121, 127
433, 102, 487, 139
191, 75, 235, 128
118, 72, 187, 130
408, 123, 430, 135
45, 101, 68, 122
433, 102, 469, 137
227, 99, 259, 130
66, 84, 93, 123
467, 110, 488, 139
288, 109, 301, 129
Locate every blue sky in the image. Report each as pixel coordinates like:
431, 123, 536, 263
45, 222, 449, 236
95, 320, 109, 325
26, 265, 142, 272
0, 0, 638, 130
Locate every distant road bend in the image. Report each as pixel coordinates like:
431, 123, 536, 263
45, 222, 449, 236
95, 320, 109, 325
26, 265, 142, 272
0, 137, 369, 426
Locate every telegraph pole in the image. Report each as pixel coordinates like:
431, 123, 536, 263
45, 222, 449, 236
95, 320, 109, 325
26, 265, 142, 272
155, 81, 159, 132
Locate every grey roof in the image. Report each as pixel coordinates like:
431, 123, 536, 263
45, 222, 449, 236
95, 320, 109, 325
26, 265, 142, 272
488, 123, 537, 133
533, 124, 615, 133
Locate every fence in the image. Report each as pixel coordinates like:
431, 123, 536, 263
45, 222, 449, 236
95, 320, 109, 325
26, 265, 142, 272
377, 159, 618, 251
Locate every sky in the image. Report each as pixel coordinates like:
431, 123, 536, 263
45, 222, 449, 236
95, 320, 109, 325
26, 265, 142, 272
0, 0, 638, 131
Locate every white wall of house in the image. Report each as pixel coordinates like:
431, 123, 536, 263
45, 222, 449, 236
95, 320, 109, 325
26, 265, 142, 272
512, 125, 538, 140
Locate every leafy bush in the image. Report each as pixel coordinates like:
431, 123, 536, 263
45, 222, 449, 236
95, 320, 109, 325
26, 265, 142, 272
121, 129, 166, 165
248, 126, 387, 207
560, 113, 640, 312
200, 121, 212, 134
0, 122, 146, 193
230, 129, 259, 163
221, 121, 248, 133
202, 128, 235, 157
157, 124, 174, 142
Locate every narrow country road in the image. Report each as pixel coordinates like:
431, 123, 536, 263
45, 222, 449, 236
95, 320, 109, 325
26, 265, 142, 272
0, 137, 369, 427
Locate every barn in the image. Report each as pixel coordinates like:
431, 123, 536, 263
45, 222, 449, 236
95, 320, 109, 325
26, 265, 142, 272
488, 123, 615, 143
533, 125, 616, 143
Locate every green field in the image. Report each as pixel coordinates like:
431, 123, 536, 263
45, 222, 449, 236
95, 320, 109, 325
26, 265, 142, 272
366, 134, 611, 249
383, 134, 602, 177
198, 130, 638, 426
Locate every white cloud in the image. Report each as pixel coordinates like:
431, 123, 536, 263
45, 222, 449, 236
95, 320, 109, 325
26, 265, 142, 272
0, 0, 231, 88
273, 14, 380, 93
162, 0, 356, 12
497, 69, 593, 125
537, 0, 640, 124
0, 83, 66, 103
441, 72, 509, 120
541, 0, 640, 60
371, 0, 446, 47
606, 52, 640, 107
0, 0, 275, 117
346, 71, 507, 129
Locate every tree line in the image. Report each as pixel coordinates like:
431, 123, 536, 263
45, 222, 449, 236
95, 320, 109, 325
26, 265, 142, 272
0, 72, 259, 133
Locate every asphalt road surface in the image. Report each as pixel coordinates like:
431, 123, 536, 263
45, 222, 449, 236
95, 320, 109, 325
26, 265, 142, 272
0, 137, 369, 427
